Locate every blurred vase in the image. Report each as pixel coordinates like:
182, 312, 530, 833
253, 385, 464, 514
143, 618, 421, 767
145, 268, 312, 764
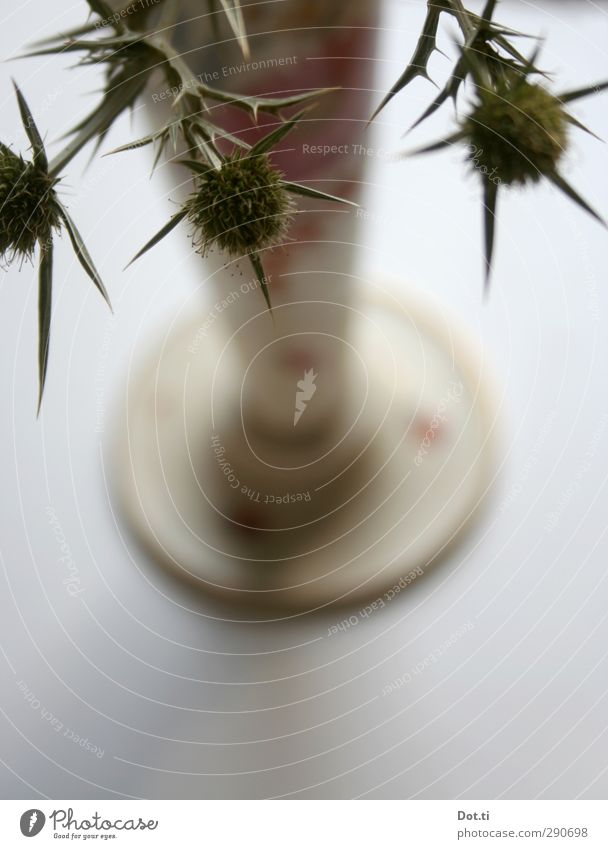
116, 0, 498, 607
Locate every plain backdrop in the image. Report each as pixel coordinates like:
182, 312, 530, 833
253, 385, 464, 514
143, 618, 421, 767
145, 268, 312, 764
1, 0, 607, 799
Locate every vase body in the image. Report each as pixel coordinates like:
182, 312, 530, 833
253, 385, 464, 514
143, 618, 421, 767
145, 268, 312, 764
174, 1, 378, 532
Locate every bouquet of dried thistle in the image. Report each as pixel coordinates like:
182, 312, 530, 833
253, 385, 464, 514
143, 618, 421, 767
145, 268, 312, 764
0, 0, 605, 408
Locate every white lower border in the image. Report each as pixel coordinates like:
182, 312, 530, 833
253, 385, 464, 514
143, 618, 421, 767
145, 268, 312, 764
2, 800, 607, 848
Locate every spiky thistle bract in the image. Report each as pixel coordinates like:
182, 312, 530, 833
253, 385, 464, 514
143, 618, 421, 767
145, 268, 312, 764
1, 83, 111, 411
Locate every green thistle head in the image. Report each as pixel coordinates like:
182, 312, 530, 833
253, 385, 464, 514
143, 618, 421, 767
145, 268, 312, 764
0, 145, 60, 262
463, 81, 569, 186
184, 154, 294, 257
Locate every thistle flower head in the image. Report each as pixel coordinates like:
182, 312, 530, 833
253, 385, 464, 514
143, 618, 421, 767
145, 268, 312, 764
129, 110, 355, 315
463, 81, 569, 186
0, 145, 60, 262
184, 154, 294, 257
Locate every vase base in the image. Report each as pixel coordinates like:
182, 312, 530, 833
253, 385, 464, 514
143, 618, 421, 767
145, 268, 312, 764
113, 285, 499, 609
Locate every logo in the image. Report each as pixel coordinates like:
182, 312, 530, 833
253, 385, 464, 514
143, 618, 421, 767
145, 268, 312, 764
293, 368, 317, 426
20, 810, 45, 837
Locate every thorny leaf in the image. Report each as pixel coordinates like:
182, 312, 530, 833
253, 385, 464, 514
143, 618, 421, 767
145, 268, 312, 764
85, 0, 124, 30
377, 0, 544, 129
402, 131, 465, 158
55, 201, 112, 309
218, 0, 250, 60
126, 209, 188, 268
559, 80, 608, 104
37, 240, 53, 414
482, 178, 498, 293
248, 109, 310, 157
283, 182, 359, 207
248, 251, 273, 316
12, 81, 47, 169
547, 172, 606, 228
47, 40, 161, 177
563, 112, 602, 142
177, 158, 211, 174
407, 51, 468, 133
370, 1, 445, 121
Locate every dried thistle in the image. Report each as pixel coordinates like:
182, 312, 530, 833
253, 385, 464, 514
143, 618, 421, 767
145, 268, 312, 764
2, 0, 354, 409
1, 83, 110, 411
0, 146, 60, 262
183, 153, 294, 256
373, 0, 608, 290
463, 81, 568, 187
26, 0, 345, 314
127, 111, 357, 312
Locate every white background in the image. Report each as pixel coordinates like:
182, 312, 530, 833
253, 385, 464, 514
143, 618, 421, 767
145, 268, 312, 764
1, 0, 608, 799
